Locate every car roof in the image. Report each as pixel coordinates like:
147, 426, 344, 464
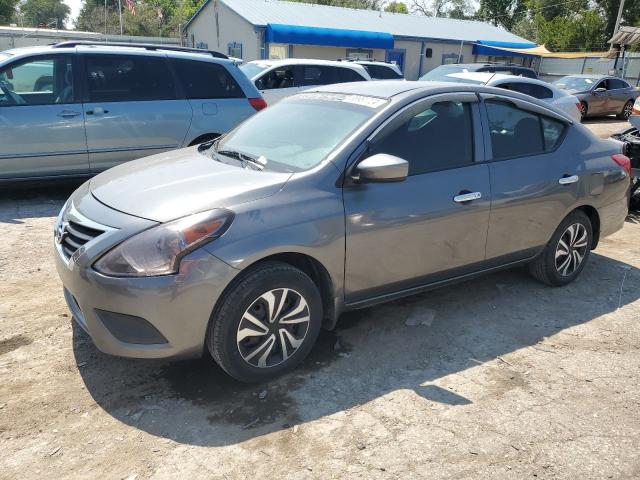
248, 58, 365, 69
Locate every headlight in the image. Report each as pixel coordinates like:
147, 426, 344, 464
93, 209, 233, 277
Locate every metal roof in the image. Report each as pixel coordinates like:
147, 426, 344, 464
188, 0, 533, 44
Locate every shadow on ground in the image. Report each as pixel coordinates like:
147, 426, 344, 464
0, 180, 83, 224
73, 253, 640, 447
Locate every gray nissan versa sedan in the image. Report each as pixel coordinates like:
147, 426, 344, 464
55, 81, 632, 382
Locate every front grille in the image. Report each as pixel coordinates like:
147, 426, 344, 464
59, 219, 105, 260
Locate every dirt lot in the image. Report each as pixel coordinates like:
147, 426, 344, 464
1, 119, 639, 480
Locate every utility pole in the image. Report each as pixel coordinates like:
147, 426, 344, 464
118, 0, 123, 35
612, 0, 625, 76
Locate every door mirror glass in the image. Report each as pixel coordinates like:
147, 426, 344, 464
353, 154, 408, 183
594, 87, 606, 93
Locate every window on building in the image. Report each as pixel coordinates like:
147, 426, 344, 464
268, 44, 288, 60
485, 100, 565, 160
346, 49, 373, 60
369, 100, 474, 175
228, 42, 242, 59
85, 55, 176, 103
171, 59, 244, 99
0, 55, 74, 106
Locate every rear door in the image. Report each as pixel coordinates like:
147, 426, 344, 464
169, 58, 254, 142
343, 94, 491, 303
606, 78, 629, 113
0, 54, 88, 179
81, 52, 192, 172
481, 95, 577, 261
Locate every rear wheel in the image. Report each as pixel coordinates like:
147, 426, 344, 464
617, 100, 634, 120
529, 211, 593, 286
207, 262, 322, 382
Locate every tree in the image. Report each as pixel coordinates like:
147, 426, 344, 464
0, 0, 18, 24
20, 0, 69, 27
477, 0, 527, 30
593, 0, 640, 40
514, 11, 608, 51
385, 1, 408, 13
409, 0, 473, 18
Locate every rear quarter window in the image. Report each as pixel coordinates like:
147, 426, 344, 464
364, 64, 402, 79
171, 59, 245, 99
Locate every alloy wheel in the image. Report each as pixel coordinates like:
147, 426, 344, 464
236, 288, 310, 368
623, 102, 633, 119
555, 223, 589, 276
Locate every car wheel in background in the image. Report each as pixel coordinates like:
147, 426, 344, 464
529, 210, 593, 287
207, 262, 323, 382
580, 101, 588, 120
617, 100, 634, 120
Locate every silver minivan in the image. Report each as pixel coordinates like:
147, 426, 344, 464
0, 42, 264, 180
55, 81, 631, 383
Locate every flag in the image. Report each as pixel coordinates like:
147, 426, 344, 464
125, 0, 135, 15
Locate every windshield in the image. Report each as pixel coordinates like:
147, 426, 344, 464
212, 93, 386, 172
420, 64, 473, 81
554, 76, 596, 91
240, 62, 270, 79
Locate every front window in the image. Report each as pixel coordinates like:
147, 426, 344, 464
0, 55, 74, 106
553, 76, 596, 92
240, 62, 269, 79
209, 93, 386, 172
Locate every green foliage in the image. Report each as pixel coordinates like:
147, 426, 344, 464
0, 0, 18, 24
477, 0, 527, 30
514, 10, 609, 51
594, 0, 640, 40
20, 0, 69, 27
385, 1, 408, 13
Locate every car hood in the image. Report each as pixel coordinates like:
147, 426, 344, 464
89, 146, 292, 223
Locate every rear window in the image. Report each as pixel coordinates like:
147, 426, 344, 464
171, 59, 244, 99
363, 64, 402, 79
85, 54, 176, 102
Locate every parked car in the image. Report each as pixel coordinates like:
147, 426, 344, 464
55, 82, 631, 382
240, 59, 371, 104
347, 59, 404, 80
611, 114, 640, 208
0, 41, 264, 181
420, 62, 538, 81
633, 96, 640, 116
553, 75, 639, 120
434, 71, 582, 121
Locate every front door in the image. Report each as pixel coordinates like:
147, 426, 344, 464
81, 53, 192, 172
589, 80, 609, 115
343, 95, 491, 303
0, 54, 88, 179
481, 96, 579, 261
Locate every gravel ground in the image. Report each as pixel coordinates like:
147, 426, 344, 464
1, 119, 638, 480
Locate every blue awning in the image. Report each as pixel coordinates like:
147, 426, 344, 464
266, 23, 394, 50
473, 39, 540, 57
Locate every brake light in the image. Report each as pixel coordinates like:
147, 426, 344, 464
576, 102, 582, 112
611, 153, 632, 177
248, 97, 267, 111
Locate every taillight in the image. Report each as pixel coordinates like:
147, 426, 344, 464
576, 102, 582, 112
248, 97, 267, 111
611, 153, 632, 177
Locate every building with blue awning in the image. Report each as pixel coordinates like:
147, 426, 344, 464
183, 0, 539, 80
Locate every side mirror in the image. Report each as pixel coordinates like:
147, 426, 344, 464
594, 87, 606, 93
352, 154, 408, 183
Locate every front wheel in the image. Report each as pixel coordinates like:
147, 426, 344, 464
207, 262, 322, 382
617, 100, 634, 120
529, 211, 593, 286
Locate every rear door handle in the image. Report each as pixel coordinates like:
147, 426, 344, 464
58, 110, 81, 118
453, 191, 482, 203
558, 174, 579, 185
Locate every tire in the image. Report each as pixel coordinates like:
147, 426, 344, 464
207, 261, 322, 382
580, 101, 588, 120
617, 100, 634, 120
529, 210, 593, 287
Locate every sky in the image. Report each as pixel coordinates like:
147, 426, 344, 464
65, 0, 83, 28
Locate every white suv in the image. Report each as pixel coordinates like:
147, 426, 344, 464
240, 59, 371, 104
352, 60, 404, 80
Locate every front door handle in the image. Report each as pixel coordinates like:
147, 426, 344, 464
453, 191, 482, 203
558, 174, 579, 185
58, 110, 81, 118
